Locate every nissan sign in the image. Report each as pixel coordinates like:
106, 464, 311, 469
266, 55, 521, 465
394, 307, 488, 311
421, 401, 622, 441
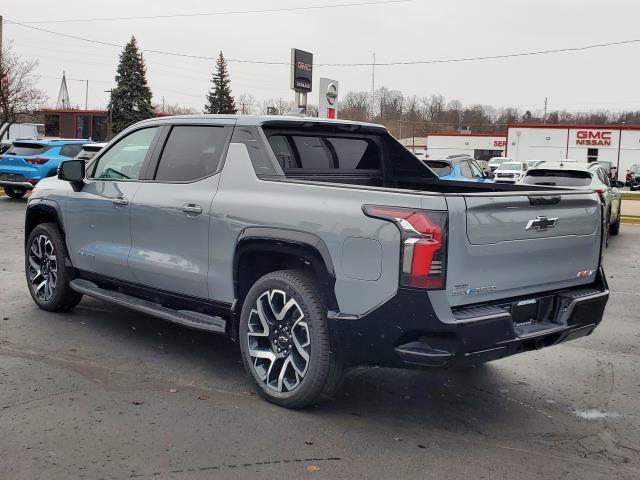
290, 49, 313, 93
319, 78, 339, 119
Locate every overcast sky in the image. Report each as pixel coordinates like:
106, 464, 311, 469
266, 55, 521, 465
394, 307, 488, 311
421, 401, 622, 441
3, 0, 640, 114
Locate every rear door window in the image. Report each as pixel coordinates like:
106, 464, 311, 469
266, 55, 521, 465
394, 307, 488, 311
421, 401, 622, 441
523, 170, 592, 187
59, 144, 84, 158
155, 126, 228, 182
460, 161, 474, 178
6, 143, 51, 156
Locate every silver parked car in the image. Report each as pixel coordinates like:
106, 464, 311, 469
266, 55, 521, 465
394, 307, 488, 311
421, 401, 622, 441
522, 162, 621, 236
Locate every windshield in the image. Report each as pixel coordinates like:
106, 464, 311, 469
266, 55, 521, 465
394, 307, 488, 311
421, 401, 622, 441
523, 169, 592, 187
424, 160, 452, 176
498, 163, 521, 171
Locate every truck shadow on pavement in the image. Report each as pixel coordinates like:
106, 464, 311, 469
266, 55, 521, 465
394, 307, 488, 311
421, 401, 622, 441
32, 296, 560, 436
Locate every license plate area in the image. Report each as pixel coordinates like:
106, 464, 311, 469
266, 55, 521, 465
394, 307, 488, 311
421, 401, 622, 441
509, 295, 555, 326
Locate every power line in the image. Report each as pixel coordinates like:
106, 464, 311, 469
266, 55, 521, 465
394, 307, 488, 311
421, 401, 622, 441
6, 17, 640, 68
16, 0, 414, 24
321, 38, 640, 66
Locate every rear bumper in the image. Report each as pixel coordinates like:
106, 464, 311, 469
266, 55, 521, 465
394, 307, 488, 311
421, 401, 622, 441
328, 268, 609, 369
0, 180, 35, 189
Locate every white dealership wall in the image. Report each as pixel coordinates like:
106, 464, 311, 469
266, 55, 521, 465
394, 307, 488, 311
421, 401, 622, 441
400, 133, 506, 159
506, 124, 640, 181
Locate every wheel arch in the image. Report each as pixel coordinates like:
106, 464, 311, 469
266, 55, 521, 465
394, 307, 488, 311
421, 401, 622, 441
25, 200, 65, 248
232, 227, 338, 337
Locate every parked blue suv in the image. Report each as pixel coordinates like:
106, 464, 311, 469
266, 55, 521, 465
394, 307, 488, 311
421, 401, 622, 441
0, 139, 91, 198
424, 156, 494, 183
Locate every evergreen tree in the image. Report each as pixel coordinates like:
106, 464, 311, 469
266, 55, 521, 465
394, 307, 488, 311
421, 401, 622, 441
110, 36, 154, 134
204, 52, 237, 114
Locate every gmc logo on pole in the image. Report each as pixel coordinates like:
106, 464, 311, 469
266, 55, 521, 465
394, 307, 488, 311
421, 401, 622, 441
576, 131, 612, 146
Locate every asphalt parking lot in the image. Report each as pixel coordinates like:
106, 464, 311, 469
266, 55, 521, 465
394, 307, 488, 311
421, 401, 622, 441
0, 196, 638, 480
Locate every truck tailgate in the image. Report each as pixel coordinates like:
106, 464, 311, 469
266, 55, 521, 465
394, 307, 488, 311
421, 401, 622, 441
443, 191, 602, 307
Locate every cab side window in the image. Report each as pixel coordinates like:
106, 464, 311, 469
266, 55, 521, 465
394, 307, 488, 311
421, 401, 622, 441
92, 127, 158, 180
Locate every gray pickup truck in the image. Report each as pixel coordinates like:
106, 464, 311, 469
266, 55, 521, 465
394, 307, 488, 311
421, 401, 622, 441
24, 115, 609, 408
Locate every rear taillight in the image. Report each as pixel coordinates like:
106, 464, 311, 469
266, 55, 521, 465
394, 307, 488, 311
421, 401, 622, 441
594, 187, 606, 202
363, 205, 447, 289
25, 157, 49, 165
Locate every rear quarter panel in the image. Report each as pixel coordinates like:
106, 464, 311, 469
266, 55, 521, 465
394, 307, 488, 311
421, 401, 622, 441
209, 143, 447, 316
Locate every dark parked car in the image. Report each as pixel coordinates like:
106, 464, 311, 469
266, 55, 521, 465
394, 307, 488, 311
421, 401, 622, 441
75, 143, 107, 162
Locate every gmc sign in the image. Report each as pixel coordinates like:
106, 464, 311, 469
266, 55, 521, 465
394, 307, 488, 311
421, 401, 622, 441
576, 130, 612, 146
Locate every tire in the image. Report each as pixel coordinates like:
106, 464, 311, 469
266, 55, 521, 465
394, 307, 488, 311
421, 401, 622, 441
609, 207, 621, 236
239, 270, 344, 408
25, 223, 83, 312
4, 186, 27, 199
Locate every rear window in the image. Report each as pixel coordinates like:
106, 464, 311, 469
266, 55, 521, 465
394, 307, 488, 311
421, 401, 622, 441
523, 169, 592, 187
6, 143, 51, 156
499, 163, 521, 171
268, 134, 380, 171
424, 160, 452, 176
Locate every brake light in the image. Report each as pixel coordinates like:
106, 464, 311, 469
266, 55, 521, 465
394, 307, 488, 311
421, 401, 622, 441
363, 206, 447, 289
25, 157, 49, 165
594, 187, 606, 202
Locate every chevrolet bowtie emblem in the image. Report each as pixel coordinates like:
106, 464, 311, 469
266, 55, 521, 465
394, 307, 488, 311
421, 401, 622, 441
525, 215, 558, 231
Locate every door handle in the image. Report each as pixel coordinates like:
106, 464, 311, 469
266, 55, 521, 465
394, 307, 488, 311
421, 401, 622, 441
112, 197, 129, 206
182, 204, 203, 215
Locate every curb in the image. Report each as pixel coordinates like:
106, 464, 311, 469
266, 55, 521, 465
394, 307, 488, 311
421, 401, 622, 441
621, 216, 640, 225
621, 193, 640, 200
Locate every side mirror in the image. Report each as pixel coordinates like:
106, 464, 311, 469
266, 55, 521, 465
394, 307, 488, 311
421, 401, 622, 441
58, 159, 85, 191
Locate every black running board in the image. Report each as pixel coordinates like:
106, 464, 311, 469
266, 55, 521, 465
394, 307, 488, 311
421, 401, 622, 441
70, 279, 226, 333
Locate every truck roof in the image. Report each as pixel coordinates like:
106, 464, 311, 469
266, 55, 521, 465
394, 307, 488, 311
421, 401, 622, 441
136, 114, 386, 130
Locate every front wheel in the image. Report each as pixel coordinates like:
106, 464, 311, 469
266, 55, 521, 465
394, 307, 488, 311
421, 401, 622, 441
25, 223, 83, 312
4, 186, 27, 199
239, 270, 343, 408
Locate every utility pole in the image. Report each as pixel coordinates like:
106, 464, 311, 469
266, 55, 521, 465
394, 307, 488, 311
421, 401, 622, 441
543, 97, 548, 124
370, 52, 375, 119
162, 95, 165, 112
104, 89, 113, 140
85, 79, 89, 110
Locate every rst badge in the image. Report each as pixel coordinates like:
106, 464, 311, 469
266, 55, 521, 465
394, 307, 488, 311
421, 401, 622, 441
576, 270, 594, 278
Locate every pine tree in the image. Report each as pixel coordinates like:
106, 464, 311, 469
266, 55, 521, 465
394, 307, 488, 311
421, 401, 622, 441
110, 36, 154, 134
204, 51, 237, 114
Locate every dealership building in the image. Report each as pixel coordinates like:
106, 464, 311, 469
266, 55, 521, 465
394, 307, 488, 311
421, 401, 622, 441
400, 133, 507, 160
506, 124, 640, 182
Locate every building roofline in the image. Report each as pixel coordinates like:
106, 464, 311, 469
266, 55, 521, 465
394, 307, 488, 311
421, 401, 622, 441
42, 109, 107, 114
507, 123, 640, 131
426, 132, 506, 138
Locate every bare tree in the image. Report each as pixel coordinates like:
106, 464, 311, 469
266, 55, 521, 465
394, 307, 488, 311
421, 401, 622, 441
339, 91, 369, 121
237, 93, 258, 115
153, 102, 198, 115
0, 43, 46, 138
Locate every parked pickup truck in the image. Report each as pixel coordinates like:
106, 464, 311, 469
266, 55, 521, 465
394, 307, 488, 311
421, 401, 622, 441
24, 115, 609, 408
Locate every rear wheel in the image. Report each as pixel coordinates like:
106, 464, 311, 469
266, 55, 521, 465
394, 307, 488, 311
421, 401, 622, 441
239, 270, 343, 408
25, 223, 83, 312
4, 186, 27, 199
609, 206, 621, 236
